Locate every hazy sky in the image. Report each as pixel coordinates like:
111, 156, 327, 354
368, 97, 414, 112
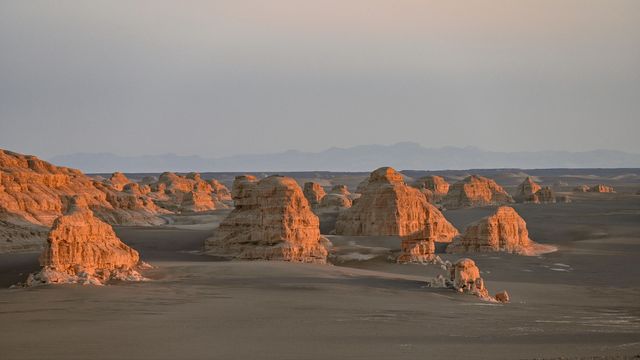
1, 0, 639, 158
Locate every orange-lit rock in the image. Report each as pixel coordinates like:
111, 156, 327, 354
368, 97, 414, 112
494, 290, 510, 303
26, 197, 145, 285
442, 175, 514, 209
414, 175, 450, 196
447, 206, 552, 255
303, 182, 326, 207
589, 184, 615, 193
450, 258, 490, 299
106, 172, 131, 191
514, 177, 541, 203
317, 185, 352, 212
335, 167, 459, 258
148, 172, 231, 212
209, 179, 233, 205
205, 175, 328, 263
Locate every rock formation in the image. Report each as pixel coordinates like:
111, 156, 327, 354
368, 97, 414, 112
209, 179, 232, 203
106, 172, 131, 191
414, 175, 450, 196
148, 172, 231, 212
450, 258, 490, 299
589, 184, 615, 193
447, 206, 550, 255
303, 182, 326, 207
205, 175, 328, 263
317, 185, 352, 212
442, 175, 514, 209
26, 197, 146, 285
334, 167, 458, 263
514, 177, 541, 203
530, 187, 556, 203
573, 185, 590, 193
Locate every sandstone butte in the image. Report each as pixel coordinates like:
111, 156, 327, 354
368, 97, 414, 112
413, 175, 450, 196
335, 167, 459, 263
147, 171, 232, 212
449, 258, 509, 303
204, 175, 329, 264
441, 175, 514, 209
447, 206, 554, 256
317, 184, 353, 212
303, 182, 327, 207
514, 177, 557, 204
26, 197, 146, 285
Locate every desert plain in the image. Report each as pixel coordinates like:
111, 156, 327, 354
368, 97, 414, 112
1, 166, 640, 360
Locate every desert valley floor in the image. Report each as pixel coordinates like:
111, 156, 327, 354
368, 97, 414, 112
1, 190, 640, 359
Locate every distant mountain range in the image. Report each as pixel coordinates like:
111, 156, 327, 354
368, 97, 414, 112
49, 143, 640, 173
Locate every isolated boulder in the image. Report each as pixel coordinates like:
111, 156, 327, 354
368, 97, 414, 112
442, 175, 514, 209
447, 206, 551, 255
205, 175, 328, 263
27, 197, 145, 285
450, 258, 490, 299
303, 182, 327, 207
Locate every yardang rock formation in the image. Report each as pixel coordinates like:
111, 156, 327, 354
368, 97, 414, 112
442, 175, 514, 209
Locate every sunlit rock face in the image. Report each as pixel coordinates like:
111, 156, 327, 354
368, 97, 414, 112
106, 172, 131, 191
317, 185, 353, 212
414, 175, 450, 196
335, 167, 458, 263
303, 182, 327, 207
589, 184, 615, 193
148, 172, 231, 212
447, 206, 544, 255
442, 175, 514, 209
514, 177, 541, 203
27, 197, 145, 286
0, 149, 164, 228
450, 258, 490, 299
205, 175, 328, 264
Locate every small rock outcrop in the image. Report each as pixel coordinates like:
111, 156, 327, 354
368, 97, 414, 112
450, 258, 490, 299
205, 175, 328, 263
442, 175, 514, 209
531, 187, 556, 203
27, 197, 145, 285
447, 206, 552, 255
589, 184, 615, 193
514, 177, 541, 203
107, 172, 131, 191
414, 175, 450, 196
317, 185, 353, 212
303, 182, 326, 207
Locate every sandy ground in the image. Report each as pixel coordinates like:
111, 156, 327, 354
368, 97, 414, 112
1, 194, 640, 359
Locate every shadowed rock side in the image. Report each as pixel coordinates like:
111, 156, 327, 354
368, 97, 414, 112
26, 197, 146, 285
335, 167, 458, 263
514, 176, 541, 202
205, 175, 329, 264
317, 185, 353, 213
442, 175, 514, 209
447, 206, 554, 256
412, 175, 450, 203
0, 149, 165, 230
303, 182, 326, 207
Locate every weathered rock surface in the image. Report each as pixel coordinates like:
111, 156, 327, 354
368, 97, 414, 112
530, 187, 556, 203
106, 172, 131, 191
514, 177, 541, 203
303, 182, 326, 207
317, 185, 353, 212
148, 172, 231, 212
589, 184, 615, 193
205, 175, 328, 263
26, 197, 145, 286
450, 258, 490, 299
414, 175, 450, 196
447, 206, 553, 255
335, 167, 458, 263
442, 175, 514, 209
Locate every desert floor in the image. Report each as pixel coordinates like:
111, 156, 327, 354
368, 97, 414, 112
1, 194, 640, 359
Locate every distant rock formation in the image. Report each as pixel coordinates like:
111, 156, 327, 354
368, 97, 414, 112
414, 175, 450, 196
589, 184, 615, 193
209, 179, 232, 203
317, 185, 352, 212
106, 172, 130, 191
335, 167, 458, 263
447, 206, 553, 255
303, 182, 326, 207
531, 187, 556, 203
26, 197, 146, 285
205, 175, 328, 263
514, 177, 541, 203
442, 175, 514, 209
573, 185, 590, 193
148, 172, 231, 212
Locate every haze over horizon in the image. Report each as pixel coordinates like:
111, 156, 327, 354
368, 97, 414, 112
1, 1, 639, 159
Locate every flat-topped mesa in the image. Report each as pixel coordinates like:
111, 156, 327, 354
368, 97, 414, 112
303, 182, 327, 207
317, 185, 353, 212
335, 167, 458, 263
107, 172, 131, 191
514, 177, 541, 203
589, 184, 615, 193
442, 175, 514, 209
205, 175, 328, 264
447, 206, 551, 256
26, 197, 145, 285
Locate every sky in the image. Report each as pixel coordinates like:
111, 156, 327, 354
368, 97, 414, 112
1, 0, 639, 159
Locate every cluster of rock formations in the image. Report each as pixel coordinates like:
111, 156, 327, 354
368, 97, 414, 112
442, 175, 514, 209
27, 197, 146, 285
205, 175, 329, 263
303, 182, 353, 214
412, 175, 450, 202
514, 177, 558, 204
334, 167, 458, 263
447, 206, 550, 255
147, 172, 232, 212
574, 184, 615, 193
